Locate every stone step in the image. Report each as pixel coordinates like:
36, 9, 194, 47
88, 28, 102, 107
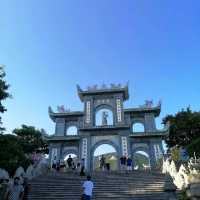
30, 181, 166, 185
26, 171, 177, 200
26, 194, 173, 200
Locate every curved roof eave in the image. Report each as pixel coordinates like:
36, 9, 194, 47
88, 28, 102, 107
48, 106, 83, 122
124, 105, 161, 117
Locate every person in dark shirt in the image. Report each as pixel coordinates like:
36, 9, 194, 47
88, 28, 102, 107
72, 161, 76, 170
56, 160, 60, 172
67, 155, 73, 169
52, 156, 57, 170
80, 158, 85, 176
127, 157, 133, 171
105, 163, 110, 172
120, 156, 127, 171
100, 155, 106, 171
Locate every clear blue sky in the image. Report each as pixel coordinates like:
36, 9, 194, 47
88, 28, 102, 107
1, 0, 200, 134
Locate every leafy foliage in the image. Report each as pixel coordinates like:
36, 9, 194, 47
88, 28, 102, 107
163, 107, 200, 148
170, 146, 180, 161
179, 189, 190, 200
0, 125, 48, 175
13, 125, 49, 154
187, 137, 200, 157
0, 134, 31, 176
0, 66, 10, 132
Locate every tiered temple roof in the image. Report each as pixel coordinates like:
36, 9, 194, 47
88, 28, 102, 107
49, 84, 162, 121
77, 83, 129, 101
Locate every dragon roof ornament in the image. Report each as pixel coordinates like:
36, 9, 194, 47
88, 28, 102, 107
139, 99, 162, 109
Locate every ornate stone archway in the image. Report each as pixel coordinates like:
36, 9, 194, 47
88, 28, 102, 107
132, 144, 151, 169
48, 84, 168, 172
61, 147, 79, 160
90, 140, 120, 171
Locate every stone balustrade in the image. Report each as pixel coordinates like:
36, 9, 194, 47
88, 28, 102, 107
0, 158, 49, 199
162, 157, 200, 199
0, 158, 49, 181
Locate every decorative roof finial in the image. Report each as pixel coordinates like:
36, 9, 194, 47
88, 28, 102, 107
110, 83, 116, 88
92, 84, 98, 90
87, 86, 92, 91
76, 84, 82, 92
48, 106, 53, 113
117, 83, 121, 88
101, 83, 107, 89
126, 81, 129, 88
144, 100, 153, 108
158, 99, 162, 107
57, 105, 65, 113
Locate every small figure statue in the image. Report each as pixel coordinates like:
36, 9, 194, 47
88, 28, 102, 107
158, 99, 162, 107
92, 84, 98, 90
102, 111, 108, 126
145, 100, 153, 108
110, 83, 118, 89
87, 86, 92, 91
110, 83, 116, 88
57, 105, 65, 113
101, 83, 107, 89
117, 83, 121, 88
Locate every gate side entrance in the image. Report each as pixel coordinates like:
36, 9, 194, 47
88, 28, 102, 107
91, 140, 120, 171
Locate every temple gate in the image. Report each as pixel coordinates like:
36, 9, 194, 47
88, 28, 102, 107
47, 84, 169, 171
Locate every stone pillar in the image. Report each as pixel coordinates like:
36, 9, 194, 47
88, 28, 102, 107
149, 142, 157, 169
49, 144, 61, 167
84, 97, 93, 127
115, 95, 124, 125
121, 136, 128, 156
81, 138, 88, 171
153, 142, 164, 161
159, 141, 165, 155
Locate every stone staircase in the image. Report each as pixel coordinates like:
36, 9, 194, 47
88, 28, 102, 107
26, 171, 177, 200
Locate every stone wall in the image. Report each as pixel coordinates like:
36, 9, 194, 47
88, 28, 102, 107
162, 157, 200, 199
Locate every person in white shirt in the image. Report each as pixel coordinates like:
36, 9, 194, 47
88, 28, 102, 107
81, 176, 94, 200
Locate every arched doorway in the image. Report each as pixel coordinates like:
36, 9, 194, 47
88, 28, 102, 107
66, 126, 78, 136
133, 151, 150, 170
132, 122, 145, 132
63, 153, 78, 169
92, 142, 119, 171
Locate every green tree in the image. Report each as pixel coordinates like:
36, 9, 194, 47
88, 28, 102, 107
0, 125, 49, 174
163, 107, 200, 156
13, 124, 49, 154
0, 134, 30, 176
0, 66, 10, 132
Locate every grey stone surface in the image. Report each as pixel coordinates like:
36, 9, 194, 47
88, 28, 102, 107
14, 166, 25, 178
0, 168, 9, 179
48, 85, 168, 171
26, 165, 34, 180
